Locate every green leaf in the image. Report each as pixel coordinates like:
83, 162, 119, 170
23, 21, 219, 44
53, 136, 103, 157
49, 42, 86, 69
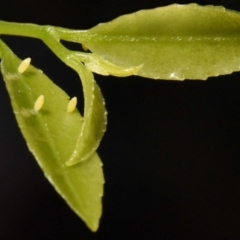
81, 4, 240, 80
0, 40, 104, 231
65, 57, 107, 166
84, 53, 143, 77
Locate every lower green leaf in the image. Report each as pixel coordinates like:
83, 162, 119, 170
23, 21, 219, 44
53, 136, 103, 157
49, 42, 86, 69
0, 39, 104, 231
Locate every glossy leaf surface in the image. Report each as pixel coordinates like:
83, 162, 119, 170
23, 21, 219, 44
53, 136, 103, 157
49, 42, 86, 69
82, 4, 240, 80
0, 40, 104, 231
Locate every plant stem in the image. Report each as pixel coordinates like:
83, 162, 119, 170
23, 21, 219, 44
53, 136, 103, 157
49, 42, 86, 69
0, 20, 93, 71
0, 20, 91, 43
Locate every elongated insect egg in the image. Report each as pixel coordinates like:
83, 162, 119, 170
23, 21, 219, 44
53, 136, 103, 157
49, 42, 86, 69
81, 44, 88, 51
18, 57, 31, 73
34, 95, 44, 111
67, 97, 77, 112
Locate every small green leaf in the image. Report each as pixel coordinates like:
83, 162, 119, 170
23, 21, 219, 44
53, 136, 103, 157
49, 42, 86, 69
0, 40, 104, 231
81, 4, 240, 80
84, 53, 143, 77
65, 58, 107, 166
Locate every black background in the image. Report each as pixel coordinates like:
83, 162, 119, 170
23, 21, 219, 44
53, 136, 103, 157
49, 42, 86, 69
0, 0, 240, 239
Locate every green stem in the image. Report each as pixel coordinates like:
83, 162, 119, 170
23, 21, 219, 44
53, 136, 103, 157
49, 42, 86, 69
0, 21, 46, 39
0, 20, 91, 43
54, 26, 92, 43
0, 20, 93, 72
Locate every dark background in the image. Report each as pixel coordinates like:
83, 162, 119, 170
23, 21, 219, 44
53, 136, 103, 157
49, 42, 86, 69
0, 0, 240, 239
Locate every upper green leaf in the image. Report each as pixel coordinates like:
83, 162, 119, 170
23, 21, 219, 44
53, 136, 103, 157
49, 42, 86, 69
81, 4, 240, 80
0, 40, 104, 231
